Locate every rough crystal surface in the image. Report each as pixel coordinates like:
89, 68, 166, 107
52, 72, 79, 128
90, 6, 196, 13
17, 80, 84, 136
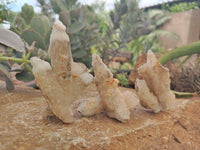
135, 50, 175, 112
78, 54, 138, 122
31, 21, 93, 123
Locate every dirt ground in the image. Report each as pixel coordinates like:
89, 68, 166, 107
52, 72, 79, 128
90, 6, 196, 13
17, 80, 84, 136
0, 80, 200, 150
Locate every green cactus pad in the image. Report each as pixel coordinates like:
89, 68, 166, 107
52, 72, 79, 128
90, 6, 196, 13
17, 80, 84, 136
51, 0, 77, 14
30, 16, 50, 37
21, 3, 34, 24
70, 8, 81, 21
21, 29, 46, 50
44, 29, 52, 47
68, 21, 85, 33
59, 11, 71, 27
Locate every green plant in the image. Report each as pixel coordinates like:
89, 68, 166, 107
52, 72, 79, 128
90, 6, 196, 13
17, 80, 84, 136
21, 3, 34, 24
7, 3, 51, 51
0, 1, 9, 24
50, 0, 79, 13
126, 30, 178, 66
50, 0, 99, 67
118, 8, 170, 47
158, 41, 200, 65
93, 0, 171, 64
0, 27, 34, 90
93, 0, 130, 63
116, 73, 129, 87
162, 2, 199, 13
37, 0, 55, 23
8, 3, 34, 34
120, 62, 133, 69
21, 15, 51, 50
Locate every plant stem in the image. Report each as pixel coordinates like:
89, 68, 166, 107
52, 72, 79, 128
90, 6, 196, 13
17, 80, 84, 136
25, 63, 33, 75
158, 41, 200, 65
178, 55, 191, 68
172, 90, 197, 98
24, 51, 32, 60
0, 56, 30, 64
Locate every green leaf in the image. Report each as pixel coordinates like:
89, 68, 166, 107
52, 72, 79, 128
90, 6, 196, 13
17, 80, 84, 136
5, 76, 14, 90
44, 29, 52, 46
80, 6, 95, 24
50, 0, 62, 14
41, 15, 51, 35
0, 63, 11, 78
72, 42, 81, 50
59, 11, 71, 27
0, 63, 14, 90
70, 36, 80, 45
21, 29, 46, 50
51, 0, 75, 13
15, 72, 34, 82
70, 8, 81, 21
30, 16, 50, 37
72, 49, 86, 58
156, 16, 171, 27
68, 22, 85, 33
0, 28, 25, 53
116, 73, 129, 87
21, 3, 34, 24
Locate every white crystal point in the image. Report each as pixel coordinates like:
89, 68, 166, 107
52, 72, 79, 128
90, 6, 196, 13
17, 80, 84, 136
53, 20, 66, 31
92, 54, 113, 82
48, 20, 72, 75
31, 57, 52, 74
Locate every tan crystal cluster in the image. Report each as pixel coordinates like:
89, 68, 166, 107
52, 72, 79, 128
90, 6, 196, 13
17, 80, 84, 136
31, 21, 175, 124
78, 54, 137, 122
135, 50, 175, 113
31, 21, 93, 123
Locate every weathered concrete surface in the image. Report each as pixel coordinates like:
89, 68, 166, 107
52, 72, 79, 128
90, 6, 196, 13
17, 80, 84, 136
0, 81, 200, 150
159, 9, 200, 50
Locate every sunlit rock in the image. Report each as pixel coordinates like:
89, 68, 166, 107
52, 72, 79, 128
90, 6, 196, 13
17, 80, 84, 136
135, 50, 175, 112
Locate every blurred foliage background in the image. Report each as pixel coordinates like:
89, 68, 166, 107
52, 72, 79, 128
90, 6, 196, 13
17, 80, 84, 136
0, 0, 199, 89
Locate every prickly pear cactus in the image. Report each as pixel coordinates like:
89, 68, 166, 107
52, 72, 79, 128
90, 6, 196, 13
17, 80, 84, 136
21, 15, 51, 50
58, 7, 99, 67
21, 3, 34, 24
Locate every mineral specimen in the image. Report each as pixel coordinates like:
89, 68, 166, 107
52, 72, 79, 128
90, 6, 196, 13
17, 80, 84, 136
135, 50, 175, 112
78, 54, 138, 123
31, 21, 93, 123
32, 20, 172, 124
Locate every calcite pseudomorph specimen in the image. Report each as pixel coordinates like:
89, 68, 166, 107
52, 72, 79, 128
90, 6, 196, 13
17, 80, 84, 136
78, 54, 138, 123
31, 21, 173, 124
31, 21, 93, 123
135, 50, 175, 113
